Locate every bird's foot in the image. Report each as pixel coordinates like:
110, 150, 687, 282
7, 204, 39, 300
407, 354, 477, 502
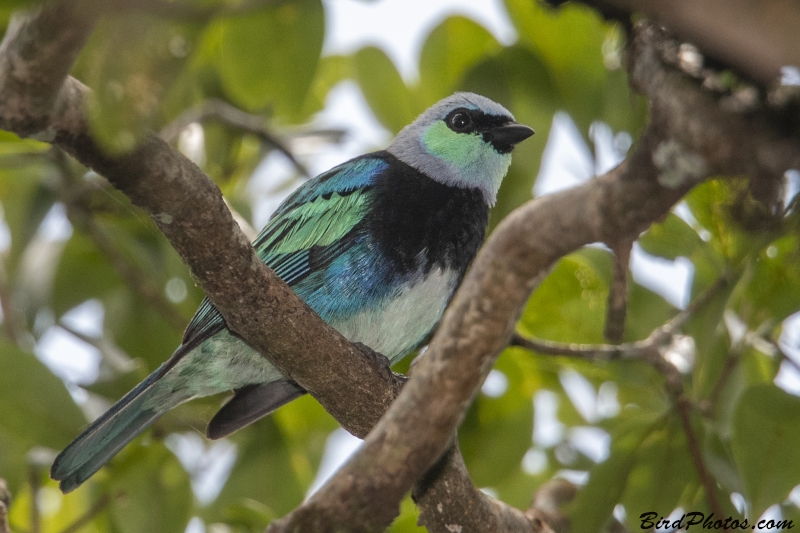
353, 342, 408, 387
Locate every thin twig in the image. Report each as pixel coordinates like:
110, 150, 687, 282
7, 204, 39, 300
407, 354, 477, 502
159, 98, 308, 176
512, 275, 731, 362
769, 336, 800, 374
675, 396, 728, 526
605, 238, 633, 343
0, 479, 10, 533
57, 494, 114, 533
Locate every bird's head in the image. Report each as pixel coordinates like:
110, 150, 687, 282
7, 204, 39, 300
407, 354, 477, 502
387, 92, 534, 205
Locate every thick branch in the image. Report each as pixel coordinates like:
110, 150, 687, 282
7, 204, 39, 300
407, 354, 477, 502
0, 1, 97, 137
582, 0, 800, 86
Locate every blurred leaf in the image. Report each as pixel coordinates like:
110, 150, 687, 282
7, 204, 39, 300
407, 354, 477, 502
299, 54, 353, 119
353, 46, 418, 133
218, 0, 324, 118
104, 290, 183, 371
639, 214, 706, 261
9, 477, 107, 533
460, 370, 533, 486
0, 340, 85, 490
419, 16, 501, 102
205, 416, 308, 521
0, 161, 58, 271
686, 276, 737, 400
568, 410, 661, 533
735, 233, 800, 325
732, 385, 800, 517
625, 281, 677, 341
107, 443, 192, 533
519, 252, 608, 343
52, 232, 122, 316
388, 495, 426, 533
79, 15, 200, 153
620, 416, 698, 529
685, 180, 756, 265
503, 0, 643, 132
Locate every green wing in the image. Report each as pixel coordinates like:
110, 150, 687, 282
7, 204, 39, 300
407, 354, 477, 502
180, 154, 386, 347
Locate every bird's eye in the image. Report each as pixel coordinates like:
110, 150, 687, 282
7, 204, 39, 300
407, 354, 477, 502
448, 111, 472, 132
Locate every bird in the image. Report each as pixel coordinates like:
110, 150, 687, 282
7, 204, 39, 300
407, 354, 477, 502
50, 92, 534, 493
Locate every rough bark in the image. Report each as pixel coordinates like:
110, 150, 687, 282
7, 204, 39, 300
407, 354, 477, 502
583, 0, 800, 86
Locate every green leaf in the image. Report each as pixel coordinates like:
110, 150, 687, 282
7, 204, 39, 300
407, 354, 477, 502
0, 162, 58, 272
104, 290, 183, 371
519, 252, 609, 343
684, 180, 757, 265
107, 444, 192, 533
732, 385, 800, 517
52, 233, 121, 317
639, 213, 706, 261
218, 0, 324, 118
735, 233, 800, 325
78, 15, 200, 153
502, 0, 643, 132
205, 416, 308, 522
352, 46, 418, 133
0, 340, 85, 490
460, 352, 533, 486
620, 416, 698, 529
419, 16, 501, 102
568, 410, 661, 533
299, 54, 353, 119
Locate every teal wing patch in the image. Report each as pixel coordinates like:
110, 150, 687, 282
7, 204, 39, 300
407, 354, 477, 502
181, 154, 387, 348
254, 188, 369, 256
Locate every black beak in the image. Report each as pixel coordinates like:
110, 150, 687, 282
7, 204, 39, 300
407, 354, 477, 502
485, 122, 535, 153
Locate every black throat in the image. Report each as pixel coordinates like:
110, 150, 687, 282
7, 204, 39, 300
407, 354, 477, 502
364, 151, 489, 277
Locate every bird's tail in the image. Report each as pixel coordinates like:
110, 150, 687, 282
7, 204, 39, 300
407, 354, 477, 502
50, 364, 189, 493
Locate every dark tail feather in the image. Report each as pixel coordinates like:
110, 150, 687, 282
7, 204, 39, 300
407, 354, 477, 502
51, 371, 186, 493
206, 380, 306, 440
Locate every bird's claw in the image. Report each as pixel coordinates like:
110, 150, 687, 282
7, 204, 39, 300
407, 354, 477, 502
353, 342, 408, 386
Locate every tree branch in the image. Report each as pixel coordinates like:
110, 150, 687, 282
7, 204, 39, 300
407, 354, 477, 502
575, 0, 800, 86
604, 238, 633, 343
159, 98, 308, 177
511, 274, 729, 362
0, 479, 10, 533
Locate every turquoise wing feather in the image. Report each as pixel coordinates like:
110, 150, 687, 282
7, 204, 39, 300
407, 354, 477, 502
181, 155, 388, 347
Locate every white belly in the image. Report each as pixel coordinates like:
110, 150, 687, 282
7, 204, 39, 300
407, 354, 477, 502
330, 267, 458, 361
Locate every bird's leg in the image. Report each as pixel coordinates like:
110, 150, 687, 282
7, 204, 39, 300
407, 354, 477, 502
353, 342, 409, 386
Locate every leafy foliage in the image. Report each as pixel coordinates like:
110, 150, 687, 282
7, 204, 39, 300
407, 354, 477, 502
0, 1, 798, 532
